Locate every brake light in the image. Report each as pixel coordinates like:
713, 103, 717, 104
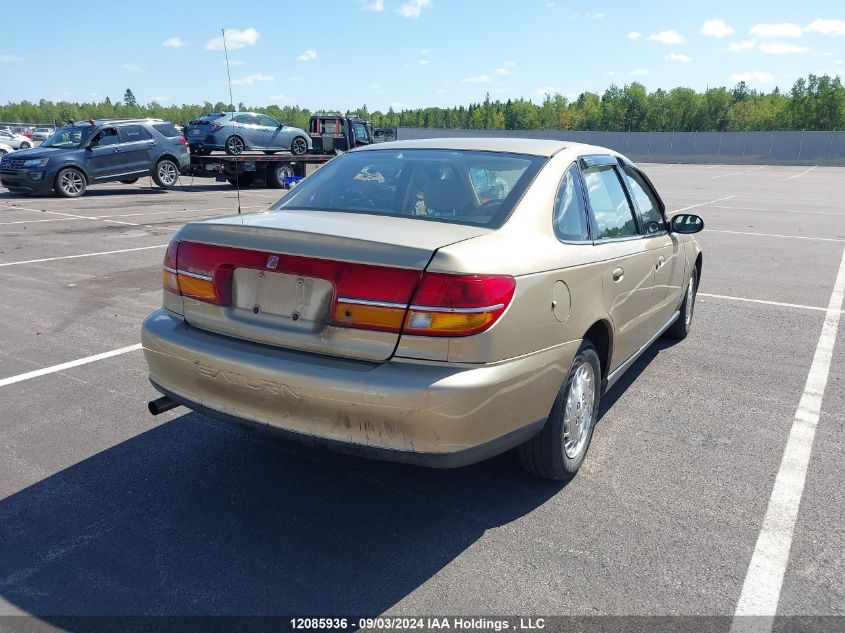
178, 137, 187, 144
210, 123, 224, 132
404, 273, 516, 336
161, 240, 180, 294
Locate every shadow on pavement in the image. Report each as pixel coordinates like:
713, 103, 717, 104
0, 412, 563, 625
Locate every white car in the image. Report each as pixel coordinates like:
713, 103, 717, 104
0, 130, 31, 149
0, 142, 15, 156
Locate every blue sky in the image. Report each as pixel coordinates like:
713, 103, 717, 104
2, 0, 843, 110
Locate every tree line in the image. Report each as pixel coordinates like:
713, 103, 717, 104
2, 74, 843, 132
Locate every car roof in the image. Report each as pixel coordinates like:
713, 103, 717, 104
352, 136, 586, 157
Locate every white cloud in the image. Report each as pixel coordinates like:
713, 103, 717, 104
390, 101, 409, 110
729, 71, 774, 84
700, 19, 734, 38
837, 59, 844, 65
758, 42, 809, 54
535, 86, 560, 96
296, 49, 317, 61
647, 30, 685, 45
727, 40, 756, 52
162, 37, 186, 48
148, 96, 172, 102
627, 31, 641, 40
436, 88, 446, 93
397, 0, 431, 19
504, 61, 516, 67
805, 19, 845, 35
0, 54, 23, 63
419, 59, 429, 66
230, 73, 274, 85
630, 68, 650, 75
749, 23, 802, 38
420, 49, 430, 55
121, 64, 144, 73
495, 67, 512, 75
359, 0, 384, 11
462, 74, 492, 83
606, 71, 616, 76
225, 59, 247, 66
665, 52, 692, 63
206, 27, 260, 51
270, 94, 294, 102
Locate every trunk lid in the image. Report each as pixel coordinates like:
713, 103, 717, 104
172, 209, 491, 361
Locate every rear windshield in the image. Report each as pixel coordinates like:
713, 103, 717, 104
153, 123, 182, 137
189, 114, 226, 125
273, 149, 546, 228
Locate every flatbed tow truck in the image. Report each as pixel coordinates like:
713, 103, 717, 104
181, 113, 395, 189
182, 151, 333, 189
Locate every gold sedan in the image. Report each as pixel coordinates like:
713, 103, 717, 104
142, 138, 703, 481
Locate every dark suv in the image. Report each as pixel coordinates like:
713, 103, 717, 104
0, 119, 190, 197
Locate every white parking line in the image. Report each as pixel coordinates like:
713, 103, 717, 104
0, 244, 167, 267
671, 195, 736, 213
699, 293, 843, 314
0, 344, 142, 388
784, 166, 817, 181
730, 245, 845, 633
706, 229, 845, 243
712, 165, 767, 179
0, 205, 266, 225
709, 206, 841, 217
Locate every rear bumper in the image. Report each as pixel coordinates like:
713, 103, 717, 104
142, 309, 575, 467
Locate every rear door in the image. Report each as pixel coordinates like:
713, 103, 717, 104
581, 159, 656, 368
620, 165, 685, 328
115, 125, 155, 176
233, 114, 262, 148
257, 114, 285, 149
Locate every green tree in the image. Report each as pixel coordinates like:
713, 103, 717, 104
123, 89, 137, 107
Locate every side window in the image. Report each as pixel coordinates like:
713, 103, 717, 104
582, 166, 638, 239
553, 164, 590, 241
622, 167, 666, 234
258, 115, 279, 128
93, 128, 119, 146
354, 122, 368, 143
118, 125, 152, 142
233, 114, 256, 125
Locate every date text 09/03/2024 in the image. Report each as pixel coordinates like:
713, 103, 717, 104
290, 617, 547, 630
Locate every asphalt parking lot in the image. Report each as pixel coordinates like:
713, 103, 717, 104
0, 164, 842, 631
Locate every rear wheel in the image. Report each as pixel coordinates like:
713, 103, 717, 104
290, 136, 308, 156
153, 159, 179, 188
119, 178, 138, 184
267, 163, 294, 188
227, 173, 255, 187
20, 141, 31, 149
225, 135, 245, 155
518, 341, 601, 481
666, 267, 697, 340
54, 167, 86, 198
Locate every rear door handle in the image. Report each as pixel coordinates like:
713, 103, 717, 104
612, 267, 624, 282
656, 255, 666, 269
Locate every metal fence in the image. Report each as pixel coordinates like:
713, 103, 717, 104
397, 128, 845, 166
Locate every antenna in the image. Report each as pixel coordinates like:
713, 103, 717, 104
222, 27, 241, 214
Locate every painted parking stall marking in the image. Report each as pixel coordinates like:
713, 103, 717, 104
0, 344, 142, 388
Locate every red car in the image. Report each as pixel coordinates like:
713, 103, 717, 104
11, 126, 33, 138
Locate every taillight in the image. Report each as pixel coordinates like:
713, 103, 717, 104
178, 137, 187, 144
210, 123, 224, 132
161, 241, 515, 338
404, 273, 516, 336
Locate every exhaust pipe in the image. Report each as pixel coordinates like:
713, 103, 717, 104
148, 395, 181, 416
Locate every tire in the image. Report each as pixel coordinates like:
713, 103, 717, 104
227, 173, 255, 187
54, 167, 86, 198
267, 163, 294, 188
119, 178, 138, 184
666, 266, 697, 340
20, 141, 30, 149
290, 136, 308, 156
152, 159, 179, 188
0, 149, 6, 156
224, 135, 245, 155
518, 341, 602, 481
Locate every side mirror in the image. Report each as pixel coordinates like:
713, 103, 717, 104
670, 213, 704, 234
